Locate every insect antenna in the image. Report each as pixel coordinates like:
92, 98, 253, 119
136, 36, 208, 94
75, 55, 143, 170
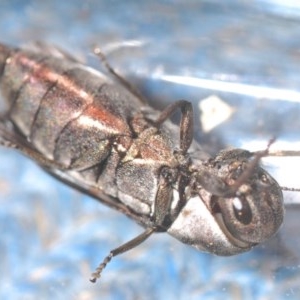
281, 186, 300, 192
226, 138, 276, 195
90, 227, 156, 283
253, 146, 300, 192
265, 150, 300, 157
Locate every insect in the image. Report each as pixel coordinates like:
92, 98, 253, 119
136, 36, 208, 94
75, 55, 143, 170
0, 42, 298, 283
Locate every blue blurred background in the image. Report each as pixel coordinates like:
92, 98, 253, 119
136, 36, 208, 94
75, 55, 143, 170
1, 1, 300, 299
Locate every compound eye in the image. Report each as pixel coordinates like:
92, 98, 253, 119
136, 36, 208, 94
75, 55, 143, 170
232, 196, 252, 225
215, 182, 283, 245
214, 193, 258, 245
207, 150, 284, 247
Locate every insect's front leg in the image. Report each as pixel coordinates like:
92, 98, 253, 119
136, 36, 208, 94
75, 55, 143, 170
150, 100, 195, 221
154, 100, 193, 154
151, 166, 176, 229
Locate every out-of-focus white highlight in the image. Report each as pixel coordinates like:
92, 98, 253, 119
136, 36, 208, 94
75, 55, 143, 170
199, 95, 235, 132
160, 75, 300, 103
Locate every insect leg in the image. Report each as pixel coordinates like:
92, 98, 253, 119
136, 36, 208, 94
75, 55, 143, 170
149, 101, 194, 226
90, 227, 156, 283
151, 167, 175, 226
145, 100, 193, 227
93, 47, 148, 104
154, 100, 193, 154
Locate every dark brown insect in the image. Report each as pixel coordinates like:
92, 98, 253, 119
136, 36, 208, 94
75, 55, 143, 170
0, 42, 296, 283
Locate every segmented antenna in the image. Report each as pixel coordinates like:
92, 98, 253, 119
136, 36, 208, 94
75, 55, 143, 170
90, 227, 155, 283
281, 186, 300, 192
227, 138, 276, 195
253, 141, 300, 192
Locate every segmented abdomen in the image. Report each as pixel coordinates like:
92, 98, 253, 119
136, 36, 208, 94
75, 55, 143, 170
0, 43, 142, 169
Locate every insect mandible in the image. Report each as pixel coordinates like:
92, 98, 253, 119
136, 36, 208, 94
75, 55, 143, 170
0, 42, 298, 283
